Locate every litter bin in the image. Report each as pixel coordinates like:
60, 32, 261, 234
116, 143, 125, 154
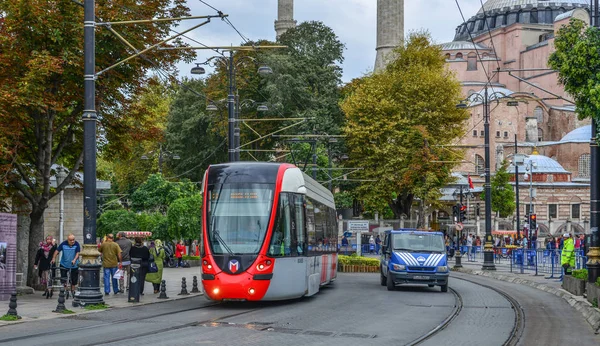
128, 258, 142, 303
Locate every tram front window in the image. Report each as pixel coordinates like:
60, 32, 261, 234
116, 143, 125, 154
207, 183, 274, 255
392, 233, 445, 253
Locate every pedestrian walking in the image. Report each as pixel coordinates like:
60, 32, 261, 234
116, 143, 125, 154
146, 239, 165, 294
375, 235, 381, 255
130, 237, 150, 295
116, 232, 132, 293
561, 233, 575, 276
99, 233, 122, 296
369, 235, 375, 254
175, 240, 185, 268
51, 234, 80, 294
466, 234, 473, 261
34, 235, 56, 297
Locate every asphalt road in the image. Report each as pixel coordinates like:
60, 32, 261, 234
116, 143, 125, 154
0, 272, 598, 346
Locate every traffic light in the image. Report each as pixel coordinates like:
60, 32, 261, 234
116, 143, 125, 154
459, 204, 467, 222
529, 213, 537, 231
452, 205, 458, 222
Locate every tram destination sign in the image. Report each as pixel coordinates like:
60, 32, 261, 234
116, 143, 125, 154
347, 221, 369, 233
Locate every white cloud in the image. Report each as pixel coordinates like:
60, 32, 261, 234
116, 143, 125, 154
165, 0, 485, 82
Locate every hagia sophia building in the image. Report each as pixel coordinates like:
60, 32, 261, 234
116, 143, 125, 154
275, 1, 595, 238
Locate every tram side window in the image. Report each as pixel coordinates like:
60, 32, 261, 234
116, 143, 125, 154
327, 208, 338, 250
293, 194, 306, 255
268, 194, 292, 257
306, 199, 317, 251
313, 200, 327, 251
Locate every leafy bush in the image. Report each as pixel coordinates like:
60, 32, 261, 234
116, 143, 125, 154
572, 269, 588, 280
596, 277, 600, 287
182, 255, 200, 261
97, 209, 138, 238
334, 191, 354, 209
338, 255, 380, 266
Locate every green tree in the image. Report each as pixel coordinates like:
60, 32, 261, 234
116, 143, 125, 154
341, 31, 468, 220
137, 212, 169, 241
549, 19, 600, 123
167, 194, 202, 241
97, 210, 139, 239
482, 161, 516, 218
130, 174, 197, 214
165, 78, 227, 182
0, 0, 193, 286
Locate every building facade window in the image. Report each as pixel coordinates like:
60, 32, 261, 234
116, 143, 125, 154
445, 53, 451, 60
456, 52, 463, 60
473, 130, 478, 137
530, 9, 538, 24
496, 131, 501, 137
548, 204, 557, 219
467, 53, 477, 71
534, 106, 543, 123
578, 154, 591, 178
571, 204, 580, 219
475, 154, 485, 175
504, 131, 508, 138
538, 128, 543, 142
480, 130, 484, 137
525, 204, 534, 215
545, 8, 553, 23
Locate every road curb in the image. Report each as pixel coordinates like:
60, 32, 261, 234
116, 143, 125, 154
455, 268, 600, 333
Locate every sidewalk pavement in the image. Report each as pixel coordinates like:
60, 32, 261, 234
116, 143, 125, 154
449, 254, 600, 333
0, 266, 203, 326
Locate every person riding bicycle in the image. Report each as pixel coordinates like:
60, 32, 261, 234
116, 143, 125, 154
34, 235, 56, 298
51, 234, 81, 293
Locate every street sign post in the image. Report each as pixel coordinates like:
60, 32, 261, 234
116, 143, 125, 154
347, 221, 369, 256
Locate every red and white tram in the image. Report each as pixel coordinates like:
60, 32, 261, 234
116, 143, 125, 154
200, 162, 338, 301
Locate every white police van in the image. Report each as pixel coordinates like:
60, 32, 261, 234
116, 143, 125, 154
380, 229, 449, 292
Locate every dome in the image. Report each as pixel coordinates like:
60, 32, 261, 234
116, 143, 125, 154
560, 125, 591, 143
440, 41, 490, 51
478, 0, 589, 14
507, 154, 569, 174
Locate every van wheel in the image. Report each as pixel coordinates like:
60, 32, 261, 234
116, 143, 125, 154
441, 284, 448, 293
386, 274, 395, 291
380, 270, 386, 286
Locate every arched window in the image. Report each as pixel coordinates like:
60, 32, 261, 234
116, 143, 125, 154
456, 52, 463, 60
490, 15, 497, 28
475, 154, 485, 175
516, 10, 523, 23
578, 154, 591, 178
534, 106, 543, 123
445, 53, 451, 60
467, 52, 477, 71
530, 9, 538, 24
477, 19, 484, 31
545, 7, 553, 23
502, 12, 509, 25
537, 128, 543, 142
468, 21, 475, 33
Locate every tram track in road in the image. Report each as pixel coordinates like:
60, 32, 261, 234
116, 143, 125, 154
407, 275, 524, 346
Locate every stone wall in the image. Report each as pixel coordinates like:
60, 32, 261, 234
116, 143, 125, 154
43, 189, 84, 243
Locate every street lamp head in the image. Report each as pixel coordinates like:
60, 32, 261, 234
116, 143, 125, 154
257, 104, 269, 112
141, 155, 149, 160
206, 103, 218, 112
456, 102, 469, 109
257, 65, 273, 76
191, 63, 206, 75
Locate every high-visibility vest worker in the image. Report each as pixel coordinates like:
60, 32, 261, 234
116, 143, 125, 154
560, 233, 575, 268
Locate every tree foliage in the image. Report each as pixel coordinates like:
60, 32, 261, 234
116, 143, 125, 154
97, 210, 138, 238
341, 32, 468, 219
167, 194, 202, 240
130, 174, 197, 214
549, 19, 600, 123
482, 161, 516, 218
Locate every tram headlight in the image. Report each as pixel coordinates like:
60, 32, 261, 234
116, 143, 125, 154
213, 288, 220, 295
258, 264, 265, 270
248, 288, 255, 295
207, 264, 212, 270
392, 264, 406, 271
437, 266, 448, 272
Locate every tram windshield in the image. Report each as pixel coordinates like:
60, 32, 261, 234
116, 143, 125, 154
392, 233, 445, 253
207, 183, 274, 255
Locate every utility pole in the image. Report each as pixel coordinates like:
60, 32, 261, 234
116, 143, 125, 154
228, 50, 235, 162
482, 85, 496, 270
74, 0, 104, 307
588, 0, 600, 285
515, 134, 521, 240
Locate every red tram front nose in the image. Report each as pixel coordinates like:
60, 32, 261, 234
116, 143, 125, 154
202, 256, 275, 301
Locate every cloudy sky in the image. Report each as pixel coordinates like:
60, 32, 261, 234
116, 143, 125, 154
175, 0, 484, 82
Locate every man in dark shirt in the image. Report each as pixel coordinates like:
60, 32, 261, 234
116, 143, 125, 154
116, 232, 132, 293
130, 237, 150, 295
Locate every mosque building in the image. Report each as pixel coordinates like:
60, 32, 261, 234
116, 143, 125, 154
437, 0, 593, 237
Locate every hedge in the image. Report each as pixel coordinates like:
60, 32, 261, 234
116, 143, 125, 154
338, 255, 380, 266
182, 255, 200, 261
573, 269, 588, 281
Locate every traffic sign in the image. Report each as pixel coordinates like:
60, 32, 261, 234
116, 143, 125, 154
347, 221, 369, 233
455, 223, 464, 231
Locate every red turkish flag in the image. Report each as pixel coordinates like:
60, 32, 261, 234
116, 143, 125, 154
468, 174, 474, 189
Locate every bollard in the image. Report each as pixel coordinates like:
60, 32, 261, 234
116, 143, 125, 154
191, 276, 200, 294
178, 277, 189, 296
453, 247, 463, 269
53, 287, 66, 313
158, 280, 169, 299
6, 292, 20, 319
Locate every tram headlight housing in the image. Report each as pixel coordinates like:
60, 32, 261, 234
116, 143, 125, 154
392, 264, 406, 271
248, 288, 255, 295
437, 266, 448, 272
213, 288, 219, 295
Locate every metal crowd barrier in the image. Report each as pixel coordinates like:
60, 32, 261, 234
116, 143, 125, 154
507, 248, 587, 279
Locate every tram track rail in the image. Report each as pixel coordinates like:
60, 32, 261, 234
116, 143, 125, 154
407, 275, 525, 346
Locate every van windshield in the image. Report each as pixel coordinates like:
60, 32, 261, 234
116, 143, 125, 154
392, 233, 445, 253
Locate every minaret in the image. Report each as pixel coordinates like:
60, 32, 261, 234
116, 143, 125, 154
375, 0, 404, 71
275, 0, 296, 39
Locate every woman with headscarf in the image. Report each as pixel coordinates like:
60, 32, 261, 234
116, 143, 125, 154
146, 239, 165, 294
34, 235, 57, 298
129, 237, 150, 295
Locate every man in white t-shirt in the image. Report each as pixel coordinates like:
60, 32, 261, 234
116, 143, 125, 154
466, 234, 474, 261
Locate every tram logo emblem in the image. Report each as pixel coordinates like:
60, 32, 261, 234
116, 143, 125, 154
229, 259, 240, 273
416, 256, 426, 263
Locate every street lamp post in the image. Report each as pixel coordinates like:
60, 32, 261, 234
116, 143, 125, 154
192, 54, 272, 162
74, 0, 104, 307
587, 0, 600, 286
141, 144, 180, 173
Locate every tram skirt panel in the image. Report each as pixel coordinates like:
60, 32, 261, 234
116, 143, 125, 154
262, 257, 307, 300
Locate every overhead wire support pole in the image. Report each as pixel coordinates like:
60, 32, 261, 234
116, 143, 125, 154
482, 85, 496, 271
96, 14, 226, 26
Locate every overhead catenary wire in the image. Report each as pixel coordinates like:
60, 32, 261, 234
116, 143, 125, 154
478, 0, 502, 73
